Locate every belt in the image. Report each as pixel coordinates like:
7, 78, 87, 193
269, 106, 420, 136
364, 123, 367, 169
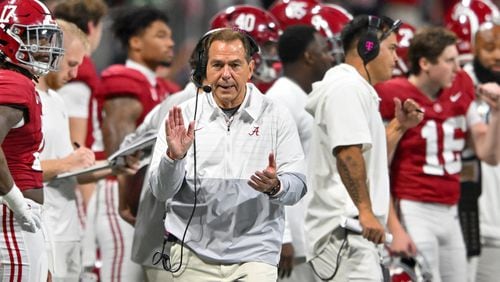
166, 234, 180, 244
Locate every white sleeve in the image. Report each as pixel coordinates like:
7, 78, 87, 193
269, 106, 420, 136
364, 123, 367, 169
282, 210, 293, 244
467, 100, 483, 127
58, 82, 91, 118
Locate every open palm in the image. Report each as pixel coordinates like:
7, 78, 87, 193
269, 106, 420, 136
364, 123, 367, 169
166, 106, 194, 159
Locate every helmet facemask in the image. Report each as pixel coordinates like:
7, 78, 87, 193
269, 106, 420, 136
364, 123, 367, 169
8, 23, 64, 76
253, 41, 281, 83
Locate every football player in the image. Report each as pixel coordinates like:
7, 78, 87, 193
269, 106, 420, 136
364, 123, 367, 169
375, 27, 500, 282
0, 0, 63, 280
91, 6, 177, 282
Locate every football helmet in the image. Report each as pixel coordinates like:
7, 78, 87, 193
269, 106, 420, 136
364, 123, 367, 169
386, 256, 433, 282
306, 4, 352, 63
393, 22, 416, 77
445, 0, 499, 65
270, 2, 352, 63
0, 0, 64, 76
268, 0, 321, 29
210, 5, 283, 84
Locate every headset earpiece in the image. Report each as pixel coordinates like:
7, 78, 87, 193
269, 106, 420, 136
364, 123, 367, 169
357, 16, 382, 64
191, 36, 208, 89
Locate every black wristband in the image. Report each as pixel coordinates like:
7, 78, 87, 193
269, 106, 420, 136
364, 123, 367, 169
264, 180, 281, 197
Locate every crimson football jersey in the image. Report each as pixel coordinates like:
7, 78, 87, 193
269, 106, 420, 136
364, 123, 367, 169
0, 70, 43, 190
375, 71, 475, 204
99, 65, 170, 126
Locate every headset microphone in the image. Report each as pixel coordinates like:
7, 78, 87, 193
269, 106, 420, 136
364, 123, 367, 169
202, 85, 212, 93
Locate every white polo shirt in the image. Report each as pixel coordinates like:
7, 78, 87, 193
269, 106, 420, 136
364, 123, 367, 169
304, 64, 390, 258
38, 88, 80, 242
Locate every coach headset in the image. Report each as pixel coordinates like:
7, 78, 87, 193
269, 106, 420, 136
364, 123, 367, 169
357, 15, 402, 65
191, 27, 261, 92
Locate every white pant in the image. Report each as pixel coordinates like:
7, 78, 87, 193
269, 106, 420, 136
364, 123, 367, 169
0, 201, 47, 282
308, 227, 383, 282
278, 259, 321, 282
143, 265, 173, 282
46, 241, 81, 282
169, 243, 277, 282
476, 245, 500, 282
399, 200, 467, 282
90, 179, 142, 282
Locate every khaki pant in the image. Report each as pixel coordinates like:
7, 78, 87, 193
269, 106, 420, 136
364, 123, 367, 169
143, 265, 173, 282
170, 243, 277, 282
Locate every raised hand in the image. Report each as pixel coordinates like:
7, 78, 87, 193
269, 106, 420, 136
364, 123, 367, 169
165, 106, 195, 160
248, 152, 280, 194
394, 97, 424, 130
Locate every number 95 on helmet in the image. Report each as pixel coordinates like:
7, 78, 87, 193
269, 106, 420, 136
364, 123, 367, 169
0, 0, 64, 77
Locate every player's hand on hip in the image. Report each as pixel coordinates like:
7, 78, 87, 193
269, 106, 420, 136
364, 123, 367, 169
14, 204, 41, 233
165, 106, 194, 160
248, 153, 280, 194
4, 185, 41, 232
359, 210, 386, 244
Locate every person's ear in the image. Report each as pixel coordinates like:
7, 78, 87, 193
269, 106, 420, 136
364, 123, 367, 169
247, 59, 255, 80
304, 51, 314, 64
129, 36, 142, 52
419, 57, 431, 73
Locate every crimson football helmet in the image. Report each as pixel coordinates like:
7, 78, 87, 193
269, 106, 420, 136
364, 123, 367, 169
0, 0, 64, 76
268, 0, 321, 29
306, 4, 352, 63
393, 22, 416, 77
210, 5, 283, 84
270, 2, 352, 63
445, 0, 499, 65
386, 256, 433, 282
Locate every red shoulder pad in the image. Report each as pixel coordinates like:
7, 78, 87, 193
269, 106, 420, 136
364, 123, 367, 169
74, 56, 99, 84
159, 78, 181, 94
100, 65, 149, 100
0, 70, 34, 107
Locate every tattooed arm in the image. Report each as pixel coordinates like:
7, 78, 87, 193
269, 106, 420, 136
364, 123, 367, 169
334, 145, 386, 244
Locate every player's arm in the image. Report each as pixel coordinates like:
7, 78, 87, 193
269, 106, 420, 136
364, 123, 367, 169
102, 96, 143, 225
102, 96, 143, 156
386, 198, 417, 257
0, 105, 42, 232
468, 105, 500, 165
385, 98, 423, 163
76, 160, 114, 184
0, 105, 24, 194
471, 83, 500, 164
334, 144, 385, 244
